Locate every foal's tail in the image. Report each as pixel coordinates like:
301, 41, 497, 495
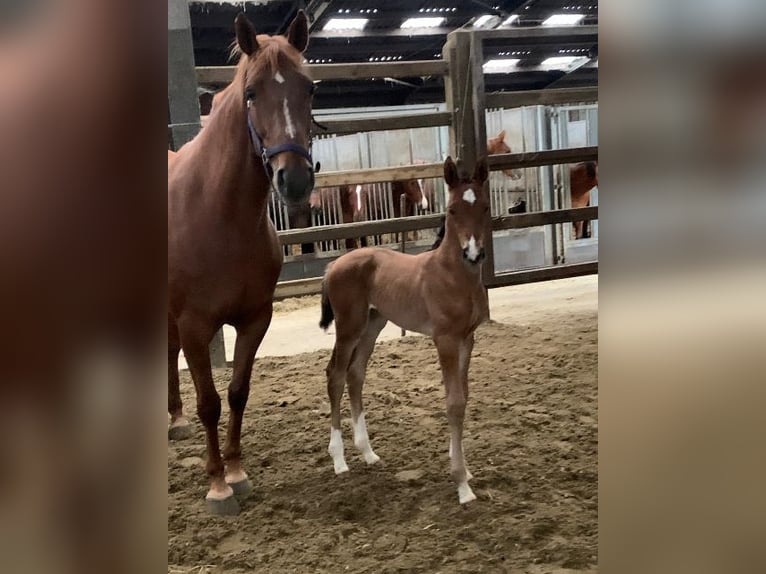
319, 276, 335, 330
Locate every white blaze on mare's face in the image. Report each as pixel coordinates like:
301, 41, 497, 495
419, 179, 428, 209
282, 98, 296, 139
355, 184, 363, 212
462, 188, 476, 205
466, 236, 480, 261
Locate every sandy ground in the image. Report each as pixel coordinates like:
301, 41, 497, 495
169, 276, 597, 573
178, 276, 597, 368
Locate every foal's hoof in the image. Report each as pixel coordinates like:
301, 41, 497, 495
363, 451, 380, 465
205, 495, 240, 516
168, 423, 193, 441
226, 478, 253, 497
458, 483, 477, 505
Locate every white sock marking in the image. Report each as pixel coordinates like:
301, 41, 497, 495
353, 413, 380, 465
328, 428, 349, 474
466, 236, 480, 261
355, 185, 363, 212
283, 98, 296, 138
462, 188, 476, 204
274, 71, 285, 84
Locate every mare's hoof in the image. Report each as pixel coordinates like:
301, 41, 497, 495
168, 424, 193, 441
205, 495, 240, 516
227, 478, 253, 497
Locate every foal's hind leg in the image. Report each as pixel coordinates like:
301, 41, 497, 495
347, 309, 388, 465
178, 314, 238, 515
168, 315, 192, 440
222, 306, 273, 497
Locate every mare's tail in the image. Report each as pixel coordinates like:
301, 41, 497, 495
319, 276, 335, 330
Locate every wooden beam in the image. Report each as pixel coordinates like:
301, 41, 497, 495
487, 146, 598, 170
273, 262, 598, 299
486, 261, 598, 287
474, 25, 598, 42
196, 60, 449, 85
485, 87, 598, 109
491, 206, 598, 230
317, 111, 451, 136
278, 214, 445, 245
315, 162, 443, 188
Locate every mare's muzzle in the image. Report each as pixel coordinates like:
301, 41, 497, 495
276, 163, 315, 206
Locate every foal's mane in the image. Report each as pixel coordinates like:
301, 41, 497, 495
229, 34, 307, 83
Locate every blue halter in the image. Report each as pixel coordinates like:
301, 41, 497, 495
246, 111, 313, 180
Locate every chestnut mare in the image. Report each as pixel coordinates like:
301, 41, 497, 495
319, 157, 490, 505
569, 161, 598, 239
168, 12, 315, 515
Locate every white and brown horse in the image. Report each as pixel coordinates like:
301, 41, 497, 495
319, 156, 490, 504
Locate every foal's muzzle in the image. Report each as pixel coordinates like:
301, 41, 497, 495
462, 247, 486, 264
275, 163, 315, 207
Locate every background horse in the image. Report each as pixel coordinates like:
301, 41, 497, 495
487, 129, 523, 179
168, 11, 314, 515
319, 156, 490, 505
569, 161, 598, 239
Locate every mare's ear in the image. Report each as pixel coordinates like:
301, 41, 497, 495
443, 156, 459, 188
235, 13, 259, 56
473, 157, 489, 185
496, 129, 506, 141
287, 10, 309, 52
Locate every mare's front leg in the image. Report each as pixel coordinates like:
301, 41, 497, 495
435, 334, 476, 505
178, 314, 238, 515
222, 305, 273, 497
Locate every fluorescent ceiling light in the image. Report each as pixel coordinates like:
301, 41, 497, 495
323, 18, 368, 31
473, 15, 494, 27
542, 56, 582, 69
542, 14, 584, 26
482, 58, 520, 73
401, 17, 445, 29
501, 15, 519, 26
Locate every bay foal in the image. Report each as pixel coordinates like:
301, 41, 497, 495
319, 157, 490, 504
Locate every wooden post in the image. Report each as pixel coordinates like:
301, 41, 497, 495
168, 0, 226, 368
399, 193, 407, 337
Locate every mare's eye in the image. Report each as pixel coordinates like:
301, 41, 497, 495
483, 205, 489, 213
245, 88, 256, 102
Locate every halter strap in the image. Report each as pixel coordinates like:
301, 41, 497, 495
246, 113, 313, 175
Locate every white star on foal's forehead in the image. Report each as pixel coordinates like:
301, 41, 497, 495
274, 71, 285, 84
462, 188, 476, 205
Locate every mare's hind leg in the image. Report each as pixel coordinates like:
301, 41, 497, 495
435, 334, 476, 505
168, 315, 192, 440
347, 309, 388, 465
178, 314, 238, 515
221, 305, 273, 497
326, 307, 368, 475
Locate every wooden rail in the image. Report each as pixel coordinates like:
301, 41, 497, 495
488, 146, 598, 171
197, 59, 449, 85
277, 206, 598, 246
486, 87, 598, 109
317, 111, 451, 136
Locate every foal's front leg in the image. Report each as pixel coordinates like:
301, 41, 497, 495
435, 334, 476, 504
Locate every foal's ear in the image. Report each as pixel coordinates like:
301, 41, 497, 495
496, 129, 506, 141
287, 10, 309, 53
443, 156, 459, 188
473, 157, 489, 184
235, 13, 259, 57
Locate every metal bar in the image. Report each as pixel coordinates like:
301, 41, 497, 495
492, 206, 598, 230
399, 193, 407, 337
316, 111, 452, 136
486, 261, 598, 287
488, 146, 598, 170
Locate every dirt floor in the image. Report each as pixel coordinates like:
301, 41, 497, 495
168, 277, 598, 574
